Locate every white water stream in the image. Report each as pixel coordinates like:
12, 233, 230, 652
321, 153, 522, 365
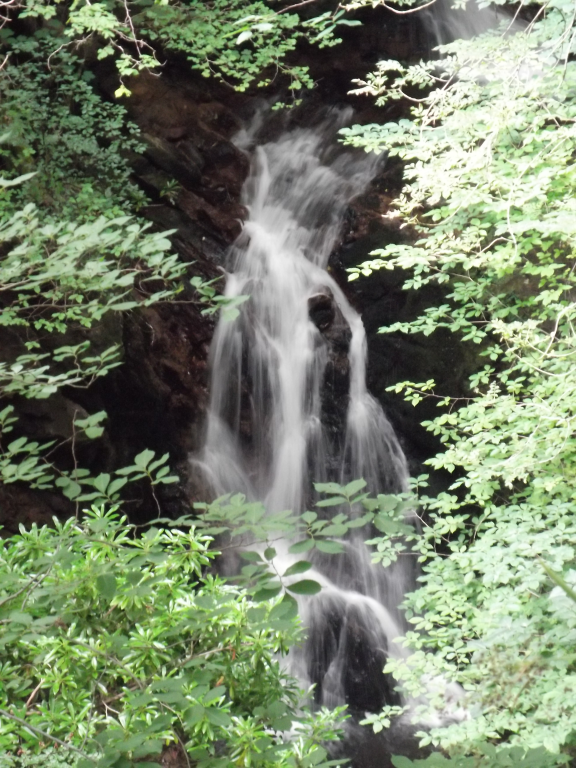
199, 116, 408, 512
423, 0, 508, 46
194, 113, 463, 719
193, 113, 414, 712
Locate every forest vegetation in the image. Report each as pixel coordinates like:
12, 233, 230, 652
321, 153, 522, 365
1, 0, 576, 766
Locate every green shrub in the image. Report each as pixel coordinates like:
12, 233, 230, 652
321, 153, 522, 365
0, 504, 344, 768
342, 0, 576, 761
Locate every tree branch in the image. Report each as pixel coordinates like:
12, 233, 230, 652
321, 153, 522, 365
375, 0, 438, 16
0, 708, 96, 761
277, 0, 326, 14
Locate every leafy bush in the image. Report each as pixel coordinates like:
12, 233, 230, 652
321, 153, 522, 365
390, 745, 567, 767
342, 0, 576, 762
7, 0, 360, 97
138, 0, 311, 92
0, 203, 187, 398
0, 504, 345, 768
0, 36, 145, 220
0, 747, 78, 768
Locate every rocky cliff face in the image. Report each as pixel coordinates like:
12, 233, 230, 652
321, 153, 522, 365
2, 10, 476, 530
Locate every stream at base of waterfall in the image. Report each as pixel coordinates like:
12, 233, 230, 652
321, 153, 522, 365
192, 110, 465, 764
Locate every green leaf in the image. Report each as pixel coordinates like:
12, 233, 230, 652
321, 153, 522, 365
314, 482, 345, 494
204, 685, 226, 704
344, 479, 367, 496
8, 611, 33, 626
107, 477, 128, 495
269, 594, 298, 620
253, 584, 283, 602
289, 539, 315, 554
321, 524, 348, 536
93, 473, 111, 493
236, 30, 253, 44
316, 496, 347, 507
84, 426, 104, 439
315, 539, 345, 554
0, 171, 36, 188
240, 550, 263, 562
55, 477, 82, 500
282, 560, 313, 577
134, 449, 155, 469
286, 579, 321, 596
96, 573, 117, 600
206, 709, 232, 727
185, 704, 205, 727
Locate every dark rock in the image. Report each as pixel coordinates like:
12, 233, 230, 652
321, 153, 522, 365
305, 594, 400, 712
0, 484, 72, 535
144, 134, 204, 189
329, 179, 478, 478
309, 291, 336, 331
333, 718, 433, 768
307, 288, 353, 482
177, 188, 244, 243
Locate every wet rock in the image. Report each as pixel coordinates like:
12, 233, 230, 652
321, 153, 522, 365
143, 134, 204, 189
308, 291, 336, 331
106, 69, 251, 247
333, 718, 433, 768
307, 288, 353, 479
0, 484, 72, 535
305, 595, 400, 712
342, 603, 401, 712
177, 187, 243, 243
329, 182, 479, 478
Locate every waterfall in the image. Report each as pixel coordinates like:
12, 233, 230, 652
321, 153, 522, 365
423, 0, 508, 46
195, 113, 418, 714
421, 0, 525, 59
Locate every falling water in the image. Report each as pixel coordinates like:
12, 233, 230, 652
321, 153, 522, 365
421, 0, 527, 71
195, 112, 418, 714
423, 0, 508, 47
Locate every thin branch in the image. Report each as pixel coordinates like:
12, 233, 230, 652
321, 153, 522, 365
0, 708, 95, 761
180, 643, 236, 667
277, 0, 326, 13
25, 679, 45, 710
373, 0, 438, 16
0, 579, 37, 609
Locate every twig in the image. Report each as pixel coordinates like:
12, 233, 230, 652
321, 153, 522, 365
372, 0, 438, 16
0, 579, 37, 609
71, 412, 80, 519
25, 679, 44, 710
180, 644, 236, 667
0, 708, 95, 761
278, 0, 326, 13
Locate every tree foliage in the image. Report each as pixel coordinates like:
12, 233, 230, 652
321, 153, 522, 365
0, 1, 362, 763
3, 0, 356, 96
341, 0, 576, 762
0, 467, 416, 766
0, 504, 345, 768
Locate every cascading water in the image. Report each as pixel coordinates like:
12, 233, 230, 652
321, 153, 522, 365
195, 112, 418, 717
421, 0, 526, 66
423, 0, 508, 46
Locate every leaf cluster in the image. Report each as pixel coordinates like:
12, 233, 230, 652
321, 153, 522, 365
0, 504, 345, 768
341, 0, 576, 761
